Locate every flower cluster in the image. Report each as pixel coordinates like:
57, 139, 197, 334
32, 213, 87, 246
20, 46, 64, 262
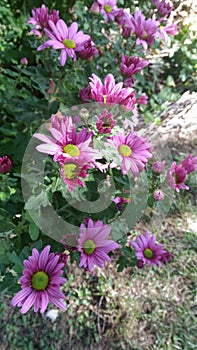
27, 6, 98, 66
34, 114, 101, 190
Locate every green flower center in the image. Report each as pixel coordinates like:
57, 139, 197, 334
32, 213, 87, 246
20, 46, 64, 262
83, 239, 96, 255
63, 144, 80, 157
142, 32, 147, 39
62, 39, 76, 49
63, 163, 78, 180
104, 4, 112, 13
31, 271, 49, 290
143, 248, 153, 259
102, 118, 111, 128
119, 144, 132, 157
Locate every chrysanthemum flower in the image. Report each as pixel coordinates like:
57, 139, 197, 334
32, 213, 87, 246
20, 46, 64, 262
0, 155, 12, 174
151, 160, 165, 173
89, 73, 135, 110
38, 19, 90, 66
120, 54, 149, 77
79, 85, 92, 103
113, 196, 130, 211
34, 115, 100, 166
136, 92, 148, 105
153, 189, 164, 201
130, 230, 166, 267
180, 154, 197, 174
167, 162, 189, 192
96, 109, 116, 134
27, 4, 59, 37
77, 219, 119, 271
158, 23, 178, 43
60, 157, 91, 191
78, 39, 98, 60
106, 131, 152, 176
11, 246, 66, 314
128, 11, 159, 50
152, 0, 172, 17
97, 0, 118, 23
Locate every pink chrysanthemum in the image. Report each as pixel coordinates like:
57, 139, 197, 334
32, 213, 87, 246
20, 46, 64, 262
27, 4, 59, 37
136, 92, 148, 105
152, 0, 172, 17
130, 230, 166, 267
60, 157, 91, 191
180, 154, 197, 174
0, 155, 12, 174
128, 11, 159, 50
11, 246, 66, 314
151, 160, 165, 173
96, 109, 116, 134
34, 115, 100, 166
158, 23, 178, 43
77, 219, 119, 271
106, 131, 152, 176
89, 73, 135, 110
167, 162, 189, 192
38, 19, 90, 66
97, 0, 118, 23
113, 196, 130, 211
120, 54, 149, 77
153, 189, 164, 201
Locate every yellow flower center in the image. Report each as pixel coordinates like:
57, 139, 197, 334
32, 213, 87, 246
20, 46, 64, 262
63, 163, 78, 180
62, 39, 76, 49
103, 95, 107, 104
142, 31, 147, 39
63, 144, 80, 157
104, 4, 112, 13
31, 271, 49, 290
143, 248, 153, 259
119, 144, 132, 157
83, 239, 96, 255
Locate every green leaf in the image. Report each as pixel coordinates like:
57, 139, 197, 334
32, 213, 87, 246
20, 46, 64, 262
29, 222, 40, 241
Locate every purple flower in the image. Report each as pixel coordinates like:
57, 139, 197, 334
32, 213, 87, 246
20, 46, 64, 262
60, 157, 91, 191
11, 246, 66, 314
79, 85, 92, 103
89, 73, 135, 110
77, 218, 119, 271
21, 57, 28, 65
130, 230, 166, 267
158, 23, 178, 42
27, 4, 59, 37
124, 77, 135, 87
181, 154, 197, 174
151, 160, 165, 173
152, 0, 172, 17
120, 54, 149, 77
97, 0, 118, 23
167, 162, 189, 192
78, 39, 98, 60
34, 115, 100, 166
0, 155, 12, 174
38, 19, 90, 66
128, 11, 159, 50
160, 250, 173, 263
90, 2, 100, 13
136, 92, 148, 105
113, 196, 130, 211
153, 189, 165, 201
106, 131, 152, 176
96, 109, 116, 134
